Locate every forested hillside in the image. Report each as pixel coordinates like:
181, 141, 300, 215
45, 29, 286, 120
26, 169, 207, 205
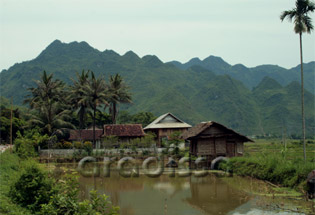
1, 40, 314, 136
170, 56, 315, 93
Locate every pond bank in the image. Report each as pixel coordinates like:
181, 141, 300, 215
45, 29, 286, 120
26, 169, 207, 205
220, 154, 314, 197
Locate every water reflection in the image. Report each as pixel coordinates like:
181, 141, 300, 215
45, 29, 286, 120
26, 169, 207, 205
78, 171, 253, 215
186, 177, 250, 215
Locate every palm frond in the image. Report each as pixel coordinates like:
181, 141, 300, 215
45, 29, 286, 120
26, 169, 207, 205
280, 10, 296, 21
281, 0, 314, 34
302, 14, 314, 32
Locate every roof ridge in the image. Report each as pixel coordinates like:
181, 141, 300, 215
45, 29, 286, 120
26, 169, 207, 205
181, 121, 253, 142
144, 112, 192, 130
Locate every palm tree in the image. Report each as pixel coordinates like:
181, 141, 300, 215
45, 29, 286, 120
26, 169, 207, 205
108, 74, 132, 124
70, 70, 90, 131
280, 0, 314, 161
83, 72, 109, 146
25, 71, 74, 135
25, 71, 64, 109
27, 102, 74, 135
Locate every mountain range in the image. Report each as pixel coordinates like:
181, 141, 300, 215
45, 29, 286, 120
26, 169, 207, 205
0, 40, 314, 136
170, 56, 315, 93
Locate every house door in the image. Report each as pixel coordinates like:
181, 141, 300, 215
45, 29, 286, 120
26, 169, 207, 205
226, 142, 235, 157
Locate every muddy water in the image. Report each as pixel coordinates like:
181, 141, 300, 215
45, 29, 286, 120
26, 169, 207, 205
75, 172, 312, 214
53, 164, 313, 215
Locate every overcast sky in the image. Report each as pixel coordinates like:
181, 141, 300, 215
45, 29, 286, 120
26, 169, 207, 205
1, 0, 315, 71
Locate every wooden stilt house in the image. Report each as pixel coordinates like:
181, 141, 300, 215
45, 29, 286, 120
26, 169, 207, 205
144, 113, 192, 146
181, 121, 253, 168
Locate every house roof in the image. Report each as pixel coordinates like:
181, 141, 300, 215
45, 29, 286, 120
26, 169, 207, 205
102, 124, 145, 137
69, 129, 103, 141
181, 121, 253, 142
144, 112, 192, 130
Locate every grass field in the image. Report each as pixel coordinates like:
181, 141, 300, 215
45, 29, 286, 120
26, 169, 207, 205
219, 138, 315, 192
245, 138, 315, 162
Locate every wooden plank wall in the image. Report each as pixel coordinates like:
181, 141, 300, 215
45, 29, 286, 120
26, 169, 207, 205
197, 139, 215, 155
215, 138, 226, 154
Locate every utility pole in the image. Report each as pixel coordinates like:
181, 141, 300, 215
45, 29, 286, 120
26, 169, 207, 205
10, 97, 13, 152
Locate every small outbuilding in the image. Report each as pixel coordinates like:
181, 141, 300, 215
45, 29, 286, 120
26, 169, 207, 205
181, 121, 253, 168
102, 124, 145, 143
144, 112, 192, 146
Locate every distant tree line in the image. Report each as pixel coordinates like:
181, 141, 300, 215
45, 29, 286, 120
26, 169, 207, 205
0, 70, 157, 146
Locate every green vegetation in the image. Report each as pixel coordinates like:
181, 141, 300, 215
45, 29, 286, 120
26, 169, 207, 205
13, 129, 50, 158
82, 71, 110, 145
164, 131, 184, 158
171, 56, 315, 93
108, 74, 132, 124
0, 40, 314, 136
252, 78, 314, 137
0, 102, 25, 144
69, 70, 90, 130
14, 69, 133, 147
0, 151, 119, 214
39, 174, 119, 215
25, 71, 74, 135
9, 164, 55, 212
117, 111, 156, 127
221, 139, 315, 192
0, 152, 32, 215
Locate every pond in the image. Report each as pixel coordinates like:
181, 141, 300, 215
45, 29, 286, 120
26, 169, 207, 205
53, 163, 313, 215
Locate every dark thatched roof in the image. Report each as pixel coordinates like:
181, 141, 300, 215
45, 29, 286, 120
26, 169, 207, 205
102, 124, 145, 137
181, 121, 253, 142
69, 129, 103, 141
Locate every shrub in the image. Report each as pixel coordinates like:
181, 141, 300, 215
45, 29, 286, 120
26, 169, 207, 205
14, 130, 49, 152
74, 141, 83, 149
40, 174, 119, 215
77, 190, 119, 215
53, 141, 73, 149
83, 141, 93, 155
9, 164, 55, 212
0, 151, 32, 214
62, 141, 73, 149
54, 142, 63, 149
40, 175, 79, 214
14, 136, 37, 159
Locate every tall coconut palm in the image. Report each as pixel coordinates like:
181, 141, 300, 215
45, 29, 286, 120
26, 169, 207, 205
25, 71, 64, 109
27, 102, 74, 135
25, 71, 74, 135
70, 70, 90, 131
280, 0, 314, 161
108, 74, 132, 124
83, 72, 109, 146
